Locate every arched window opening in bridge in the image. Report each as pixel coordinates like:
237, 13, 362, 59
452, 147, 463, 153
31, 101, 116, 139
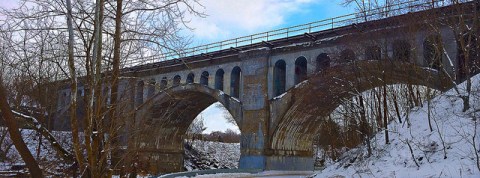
423, 35, 443, 70
173, 75, 181, 87
185, 102, 241, 169
147, 79, 156, 98
135, 80, 144, 106
393, 40, 411, 62
273, 60, 286, 97
340, 49, 356, 63
294, 57, 308, 85
187, 73, 195, 84
365, 46, 381, 60
457, 32, 479, 81
160, 77, 168, 90
316, 53, 330, 71
231, 66, 242, 98
215, 69, 225, 91
201, 71, 209, 86
100, 86, 111, 105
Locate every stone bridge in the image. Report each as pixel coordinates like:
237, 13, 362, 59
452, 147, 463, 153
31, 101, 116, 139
54, 2, 477, 174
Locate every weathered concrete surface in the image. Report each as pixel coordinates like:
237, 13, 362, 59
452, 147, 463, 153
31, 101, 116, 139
53, 2, 478, 174
238, 48, 270, 170
134, 84, 242, 173
269, 60, 454, 156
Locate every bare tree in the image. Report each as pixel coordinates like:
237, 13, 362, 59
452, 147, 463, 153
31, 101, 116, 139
0, 78, 43, 177
0, 0, 203, 176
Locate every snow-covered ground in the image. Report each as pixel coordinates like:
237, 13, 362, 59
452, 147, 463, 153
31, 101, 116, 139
313, 75, 480, 178
184, 140, 240, 171
0, 129, 72, 175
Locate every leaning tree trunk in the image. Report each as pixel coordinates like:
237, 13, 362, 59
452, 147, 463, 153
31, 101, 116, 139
0, 79, 43, 177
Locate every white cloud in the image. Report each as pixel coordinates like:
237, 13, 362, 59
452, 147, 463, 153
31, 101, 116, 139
0, 0, 19, 9
188, 0, 316, 42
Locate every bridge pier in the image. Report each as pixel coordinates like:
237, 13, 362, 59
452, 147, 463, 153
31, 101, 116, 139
137, 149, 184, 173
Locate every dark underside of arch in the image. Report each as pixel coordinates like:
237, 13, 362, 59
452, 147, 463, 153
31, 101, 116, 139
270, 60, 454, 153
134, 84, 242, 151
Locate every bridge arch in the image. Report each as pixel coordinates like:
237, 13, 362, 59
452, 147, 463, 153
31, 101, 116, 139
135, 80, 144, 106
160, 77, 168, 90
340, 49, 356, 63
200, 71, 209, 86
134, 83, 243, 173
365, 45, 381, 60
457, 31, 479, 81
173, 75, 181, 86
186, 73, 195, 84
231, 66, 242, 98
393, 39, 411, 62
269, 60, 453, 159
273, 60, 287, 97
215, 69, 225, 91
316, 53, 330, 71
294, 56, 308, 85
423, 34, 444, 70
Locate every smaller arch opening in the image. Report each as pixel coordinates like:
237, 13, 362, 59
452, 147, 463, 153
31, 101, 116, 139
147, 79, 156, 98
230, 67, 242, 98
215, 69, 225, 91
173, 75, 181, 87
135, 80, 144, 106
185, 102, 241, 170
457, 32, 479, 81
365, 46, 381, 60
200, 71, 209, 86
273, 60, 286, 97
423, 35, 443, 70
294, 57, 308, 85
316, 53, 331, 71
187, 73, 195, 84
160, 77, 168, 90
393, 40, 411, 62
340, 49, 356, 63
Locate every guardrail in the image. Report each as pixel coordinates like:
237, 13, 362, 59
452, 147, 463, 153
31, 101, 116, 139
124, 0, 459, 67
155, 169, 263, 178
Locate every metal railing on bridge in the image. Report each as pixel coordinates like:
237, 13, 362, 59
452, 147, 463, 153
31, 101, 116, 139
123, 0, 467, 68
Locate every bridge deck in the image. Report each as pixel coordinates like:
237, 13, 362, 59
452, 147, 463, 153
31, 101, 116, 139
123, 0, 475, 72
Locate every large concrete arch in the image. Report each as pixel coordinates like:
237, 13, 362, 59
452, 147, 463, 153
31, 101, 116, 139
267, 60, 454, 170
134, 83, 242, 173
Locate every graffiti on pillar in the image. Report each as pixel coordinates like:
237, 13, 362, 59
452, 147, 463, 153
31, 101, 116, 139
243, 83, 264, 110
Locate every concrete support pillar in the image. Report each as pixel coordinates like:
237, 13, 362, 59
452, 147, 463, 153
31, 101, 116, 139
238, 48, 271, 170
135, 128, 185, 174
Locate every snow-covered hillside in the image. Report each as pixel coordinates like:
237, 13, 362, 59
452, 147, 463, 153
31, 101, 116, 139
184, 140, 240, 171
0, 129, 72, 175
313, 75, 480, 178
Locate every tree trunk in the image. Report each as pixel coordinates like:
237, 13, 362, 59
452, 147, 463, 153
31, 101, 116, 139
383, 85, 389, 144
66, 0, 84, 174
0, 79, 43, 177
110, 0, 123, 171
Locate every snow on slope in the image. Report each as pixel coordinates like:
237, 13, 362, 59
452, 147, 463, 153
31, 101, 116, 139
0, 129, 72, 173
313, 75, 480, 178
184, 140, 240, 171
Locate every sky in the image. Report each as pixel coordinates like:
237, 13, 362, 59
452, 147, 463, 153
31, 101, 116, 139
0, 0, 354, 134
189, 0, 354, 134
186, 0, 354, 45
